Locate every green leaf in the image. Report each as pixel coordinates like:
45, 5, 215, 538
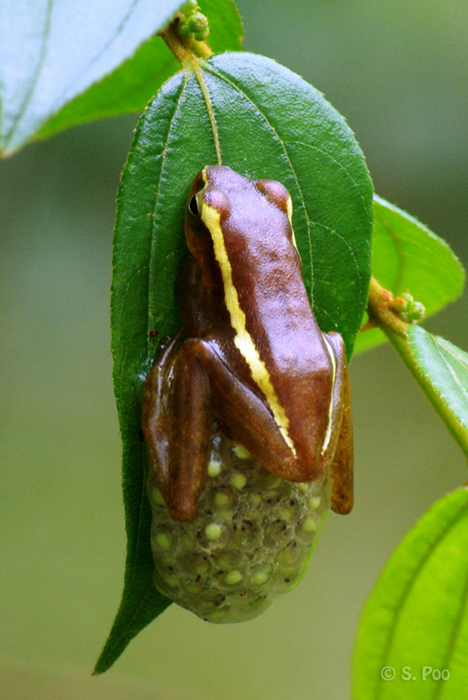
405, 326, 468, 457
353, 487, 468, 699
354, 195, 465, 354
97, 51, 373, 672
35, 0, 244, 144
1, 0, 194, 155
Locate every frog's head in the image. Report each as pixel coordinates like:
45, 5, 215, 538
185, 165, 295, 283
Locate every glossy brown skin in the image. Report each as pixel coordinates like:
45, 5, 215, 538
142, 166, 353, 521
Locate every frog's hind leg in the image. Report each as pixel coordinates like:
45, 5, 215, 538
193, 340, 304, 482
324, 332, 354, 515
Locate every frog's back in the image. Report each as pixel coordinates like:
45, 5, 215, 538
202, 167, 335, 462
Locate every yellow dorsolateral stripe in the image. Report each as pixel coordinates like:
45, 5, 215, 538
201, 201, 297, 457
286, 195, 299, 251
321, 335, 336, 455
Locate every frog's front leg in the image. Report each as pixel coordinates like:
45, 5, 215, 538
142, 335, 213, 522
142, 333, 180, 495
143, 336, 304, 521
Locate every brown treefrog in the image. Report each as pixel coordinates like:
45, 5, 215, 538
142, 165, 353, 522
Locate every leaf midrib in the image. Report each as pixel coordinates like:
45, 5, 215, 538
203, 61, 315, 299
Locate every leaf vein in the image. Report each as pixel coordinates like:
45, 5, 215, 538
374, 502, 468, 700
4, 0, 55, 147
284, 139, 369, 219
306, 219, 362, 287
437, 338, 468, 373
313, 303, 339, 331
46, 0, 143, 122
432, 338, 468, 413
431, 548, 468, 700
147, 72, 191, 346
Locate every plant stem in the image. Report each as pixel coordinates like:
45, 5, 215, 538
160, 18, 221, 165
367, 277, 468, 458
160, 20, 212, 66
367, 279, 422, 397
367, 277, 408, 337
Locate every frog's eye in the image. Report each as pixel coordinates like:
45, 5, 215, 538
188, 194, 200, 217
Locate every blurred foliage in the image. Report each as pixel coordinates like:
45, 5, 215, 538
0, 0, 185, 154
35, 0, 243, 144
1, 0, 468, 698
353, 488, 468, 699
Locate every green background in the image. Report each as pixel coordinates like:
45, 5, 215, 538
1, 1, 467, 698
